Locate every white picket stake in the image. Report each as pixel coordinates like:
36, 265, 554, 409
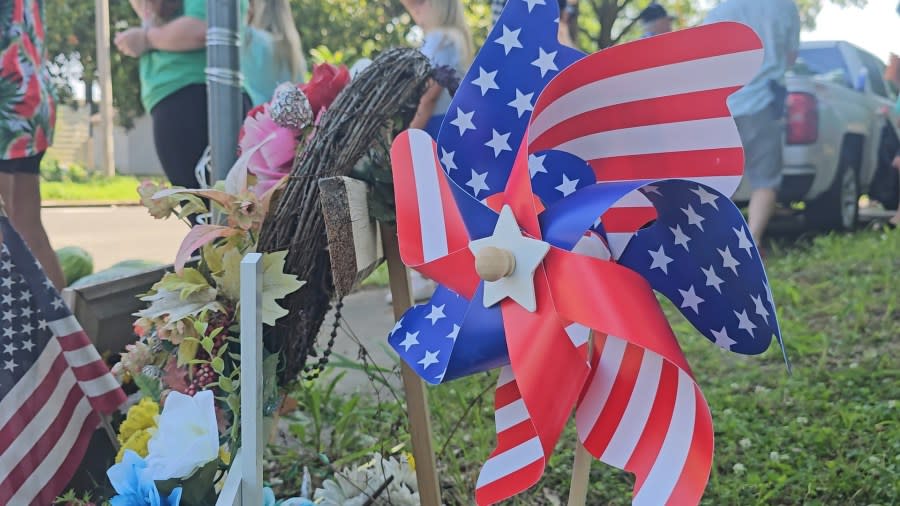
216, 252, 265, 505
239, 252, 265, 505
216, 447, 242, 506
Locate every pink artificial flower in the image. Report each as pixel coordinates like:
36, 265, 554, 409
238, 105, 298, 196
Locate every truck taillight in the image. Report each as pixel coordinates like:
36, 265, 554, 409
786, 92, 818, 144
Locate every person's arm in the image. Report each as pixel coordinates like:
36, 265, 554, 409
128, 0, 147, 20
409, 82, 443, 130
787, 3, 801, 67
146, 16, 207, 52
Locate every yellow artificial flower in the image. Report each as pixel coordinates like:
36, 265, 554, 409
115, 397, 160, 462
220, 446, 232, 465
116, 429, 153, 462
404, 452, 416, 472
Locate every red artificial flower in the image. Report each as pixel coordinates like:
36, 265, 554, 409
300, 63, 350, 115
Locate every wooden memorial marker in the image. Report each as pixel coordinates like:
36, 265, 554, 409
319, 175, 442, 505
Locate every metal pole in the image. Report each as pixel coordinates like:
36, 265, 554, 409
206, 0, 242, 185
94, 0, 115, 176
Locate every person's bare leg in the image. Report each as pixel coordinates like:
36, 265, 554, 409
0, 173, 13, 212
748, 187, 776, 245
9, 173, 66, 289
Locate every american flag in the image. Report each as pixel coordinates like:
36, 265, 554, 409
0, 216, 125, 505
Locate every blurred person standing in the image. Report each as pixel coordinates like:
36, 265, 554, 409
0, 0, 67, 289
242, 0, 308, 106
638, 3, 674, 38
401, 0, 474, 139
705, 0, 801, 244
114, 0, 248, 193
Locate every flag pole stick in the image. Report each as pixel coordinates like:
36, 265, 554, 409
567, 332, 594, 506
99, 414, 120, 450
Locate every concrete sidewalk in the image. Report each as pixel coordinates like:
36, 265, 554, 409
316, 287, 405, 397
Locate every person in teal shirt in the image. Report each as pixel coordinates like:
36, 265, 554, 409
242, 0, 307, 106
114, 0, 248, 196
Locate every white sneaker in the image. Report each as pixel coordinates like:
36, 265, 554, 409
385, 270, 437, 304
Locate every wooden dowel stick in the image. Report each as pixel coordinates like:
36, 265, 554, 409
568, 332, 595, 506
382, 224, 442, 506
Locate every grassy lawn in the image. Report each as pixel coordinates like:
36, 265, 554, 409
41, 175, 142, 202
282, 229, 900, 505
38, 158, 145, 203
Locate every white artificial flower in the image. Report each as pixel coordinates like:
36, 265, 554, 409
739, 438, 752, 449
314, 454, 419, 506
145, 390, 220, 480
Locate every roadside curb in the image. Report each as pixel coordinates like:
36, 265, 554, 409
42, 200, 141, 208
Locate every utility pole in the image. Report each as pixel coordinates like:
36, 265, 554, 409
94, 0, 115, 176
206, 0, 242, 185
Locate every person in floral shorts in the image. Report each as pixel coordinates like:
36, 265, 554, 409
0, 0, 66, 289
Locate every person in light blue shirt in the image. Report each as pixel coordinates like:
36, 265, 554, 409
705, 0, 801, 245
241, 0, 307, 106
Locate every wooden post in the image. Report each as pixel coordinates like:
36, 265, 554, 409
567, 331, 595, 505
94, 0, 115, 176
382, 224, 442, 506
239, 253, 264, 506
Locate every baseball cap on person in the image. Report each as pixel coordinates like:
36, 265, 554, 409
639, 3, 673, 24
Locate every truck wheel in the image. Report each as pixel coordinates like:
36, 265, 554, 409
805, 157, 859, 231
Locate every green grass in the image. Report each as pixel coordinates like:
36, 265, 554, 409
41, 175, 142, 202
284, 229, 900, 505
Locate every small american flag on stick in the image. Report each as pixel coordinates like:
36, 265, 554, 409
0, 212, 126, 505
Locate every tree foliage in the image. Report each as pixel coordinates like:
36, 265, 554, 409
574, 0, 869, 51
46, 0, 144, 125
44, 0, 870, 126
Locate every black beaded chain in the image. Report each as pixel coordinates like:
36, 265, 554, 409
303, 297, 344, 381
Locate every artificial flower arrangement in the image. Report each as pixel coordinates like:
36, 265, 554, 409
109, 391, 316, 505
104, 64, 351, 505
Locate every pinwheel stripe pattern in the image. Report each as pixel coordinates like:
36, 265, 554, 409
527, 23, 764, 257
575, 334, 713, 506
475, 366, 543, 505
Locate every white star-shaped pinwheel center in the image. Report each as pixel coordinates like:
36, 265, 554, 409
468, 205, 550, 312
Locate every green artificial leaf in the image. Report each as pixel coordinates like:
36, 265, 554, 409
133, 373, 162, 402
154, 478, 180, 497
260, 251, 305, 326
156, 268, 212, 299
213, 247, 243, 302
136, 287, 222, 325
176, 459, 220, 506
218, 376, 235, 393
177, 339, 200, 367
211, 357, 225, 374
262, 352, 280, 416
201, 336, 214, 354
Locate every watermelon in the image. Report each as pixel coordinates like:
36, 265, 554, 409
56, 246, 94, 285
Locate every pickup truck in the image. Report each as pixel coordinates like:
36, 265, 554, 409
732, 40, 900, 230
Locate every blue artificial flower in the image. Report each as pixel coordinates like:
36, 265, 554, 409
263, 486, 315, 506
108, 450, 183, 506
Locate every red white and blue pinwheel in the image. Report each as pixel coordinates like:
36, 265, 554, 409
388, 2, 786, 504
